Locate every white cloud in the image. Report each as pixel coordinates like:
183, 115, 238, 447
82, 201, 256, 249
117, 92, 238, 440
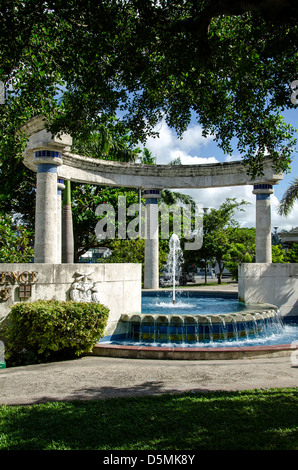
145, 121, 214, 164
178, 187, 298, 232
176, 186, 256, 227
177, 125, 214, 152
224, 154, 242, 162
271, 197, 298, 232
144, 120, 298, 233
172, 151, 218, 165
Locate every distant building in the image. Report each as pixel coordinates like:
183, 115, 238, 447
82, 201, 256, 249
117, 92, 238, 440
279, 227, 298, 250
79, 247, 112, 263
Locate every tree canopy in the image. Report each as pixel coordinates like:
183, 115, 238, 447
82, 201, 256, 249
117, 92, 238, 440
1, 0, 298, 179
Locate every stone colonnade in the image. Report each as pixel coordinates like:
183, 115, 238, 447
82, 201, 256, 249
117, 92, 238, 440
32, 147, 276, 288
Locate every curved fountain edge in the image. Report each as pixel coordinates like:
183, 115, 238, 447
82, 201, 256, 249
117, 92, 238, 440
91, 342, 297, 360
91, 290, 297, 360
120, 302, 279, 323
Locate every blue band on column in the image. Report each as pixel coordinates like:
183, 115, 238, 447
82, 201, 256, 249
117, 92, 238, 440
34, 150, 61, 158
145, 198, 159, 204
253, 184, 272, 191
256, 193, 270, 200
143, 189, 160, 196
37, 164, 58, 174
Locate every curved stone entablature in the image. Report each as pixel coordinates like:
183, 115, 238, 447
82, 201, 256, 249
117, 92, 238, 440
21, 115, 283, 190
58, 152, 283, 189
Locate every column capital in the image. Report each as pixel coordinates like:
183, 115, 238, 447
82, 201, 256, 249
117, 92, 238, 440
142, 189, 161, 202
33, 150, 63, 168
252, 183, 273, 195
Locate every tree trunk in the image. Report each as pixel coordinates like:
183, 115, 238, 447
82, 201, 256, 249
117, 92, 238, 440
62, 180, 74, 263
217, 261, 224, 284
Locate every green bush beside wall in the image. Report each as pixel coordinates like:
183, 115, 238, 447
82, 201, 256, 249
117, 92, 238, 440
5, 300, 109, 366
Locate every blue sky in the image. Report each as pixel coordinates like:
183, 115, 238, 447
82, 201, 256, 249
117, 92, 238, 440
144, 107, 298, 233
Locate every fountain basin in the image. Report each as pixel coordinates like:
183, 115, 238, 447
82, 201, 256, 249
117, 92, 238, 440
95, 291, 298, 360
121, 305, 281, 344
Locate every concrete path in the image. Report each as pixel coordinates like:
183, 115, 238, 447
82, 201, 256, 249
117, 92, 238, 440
1, 283, 296, 406
0, 355, 297, 405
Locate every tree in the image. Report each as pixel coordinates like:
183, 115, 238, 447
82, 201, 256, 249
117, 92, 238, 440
71, 185, 140, 262
223, 227, 256, 279
72, 119, 141, 163
0, 214, 33, 263
284, 243, 298, 262
189, 198, 249, 283
69, 125, 140, 261
139, 148, 156, 164
224, 242, 255, 280
278, 177, 298, 217
272, 244, 286, 263
1, 1, 297, 182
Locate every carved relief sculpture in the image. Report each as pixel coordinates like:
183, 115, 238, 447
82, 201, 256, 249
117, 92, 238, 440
69, 271, 100, 303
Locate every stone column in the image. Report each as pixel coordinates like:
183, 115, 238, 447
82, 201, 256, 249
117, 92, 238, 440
57, 179, 65, 263
62, 180, 74, 263
252, 184, 274, 263
143, 189, 161, 289
33, 150, 62, 263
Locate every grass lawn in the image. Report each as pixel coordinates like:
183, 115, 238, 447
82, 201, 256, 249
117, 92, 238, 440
0, 388, 297, 450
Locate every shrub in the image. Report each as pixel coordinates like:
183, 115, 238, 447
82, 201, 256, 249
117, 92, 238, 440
5, 300, 109, 366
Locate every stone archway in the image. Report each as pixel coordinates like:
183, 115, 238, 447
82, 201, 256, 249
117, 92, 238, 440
20, 115, 283, 288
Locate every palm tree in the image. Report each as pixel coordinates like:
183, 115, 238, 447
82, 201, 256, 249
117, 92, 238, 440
139, 147, 156, 164
139, 149, 196, 208
278, 177, 298, 216
72, 127, 139, 162
63, 126, 139, 262
160, 189, 197, 211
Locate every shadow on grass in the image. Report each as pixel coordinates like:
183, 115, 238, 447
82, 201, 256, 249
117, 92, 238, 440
0, 388, 297, 450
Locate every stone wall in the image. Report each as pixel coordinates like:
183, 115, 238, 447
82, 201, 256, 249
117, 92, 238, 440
238, 263, 298, 319
0, 263, 142, 342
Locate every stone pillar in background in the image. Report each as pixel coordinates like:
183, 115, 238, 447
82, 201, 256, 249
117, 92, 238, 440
143, 189, 161, 289
56, 179, 65, 263
252, 184, 274, 263
62, 180, 74, 263
33, 150, 62, 263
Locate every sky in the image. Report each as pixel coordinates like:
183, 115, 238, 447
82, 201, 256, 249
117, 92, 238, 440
143, 108, 298, 234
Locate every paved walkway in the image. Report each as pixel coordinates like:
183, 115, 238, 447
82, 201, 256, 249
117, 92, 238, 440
0, 355, 297, 405
0, 283, 297, 406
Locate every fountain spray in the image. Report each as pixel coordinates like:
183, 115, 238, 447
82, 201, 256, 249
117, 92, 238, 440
166, 234, 184, 305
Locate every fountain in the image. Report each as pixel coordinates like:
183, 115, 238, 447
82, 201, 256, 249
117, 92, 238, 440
164, 234, 184, 304
117, 234, 290, 348
121, 292, 285, 346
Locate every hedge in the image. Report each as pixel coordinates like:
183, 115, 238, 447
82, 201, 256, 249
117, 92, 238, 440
5, 300, 109, 366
